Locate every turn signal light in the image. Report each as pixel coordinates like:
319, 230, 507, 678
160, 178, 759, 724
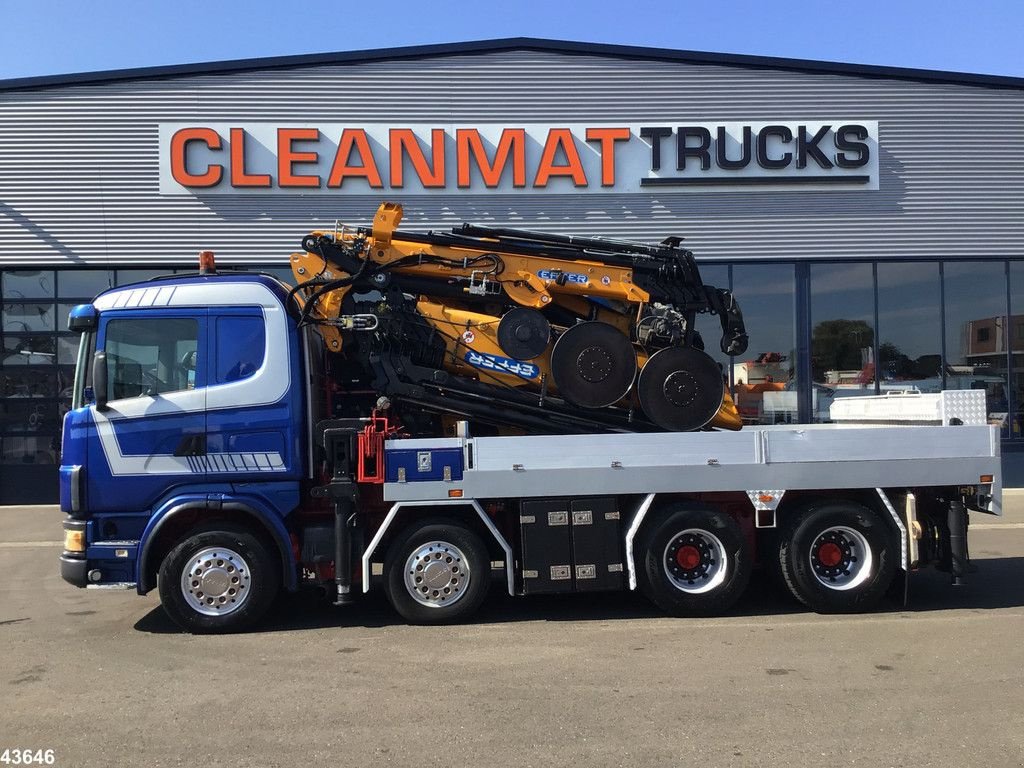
64, 529, 85, 553
758, 494, 775, 503
448, 489, 464, 498
980, 474, 993, 483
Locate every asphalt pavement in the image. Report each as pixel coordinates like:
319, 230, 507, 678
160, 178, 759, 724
2, 499, 1023, 767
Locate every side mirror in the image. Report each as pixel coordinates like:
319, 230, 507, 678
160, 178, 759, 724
67, 304, 98, 333
93, 351, 109, 411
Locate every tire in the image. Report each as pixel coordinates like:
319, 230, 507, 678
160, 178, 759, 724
777, 501, 897, 613
384, 519, 490, 625
637, 505, 751, 617
158, 524, 280, 634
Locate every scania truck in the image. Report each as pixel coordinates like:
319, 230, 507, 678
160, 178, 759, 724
58, 205, 1000, 632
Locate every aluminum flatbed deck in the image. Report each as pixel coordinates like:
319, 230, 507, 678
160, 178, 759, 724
383, 423, 1002, 516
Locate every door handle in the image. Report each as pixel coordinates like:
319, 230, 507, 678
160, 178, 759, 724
174, 434, 207, 457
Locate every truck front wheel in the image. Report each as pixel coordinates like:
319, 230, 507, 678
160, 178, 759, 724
384, 519, 490, 625
777, 502, 897, 613
158, 524, 280, 634
637, 505, 751, 616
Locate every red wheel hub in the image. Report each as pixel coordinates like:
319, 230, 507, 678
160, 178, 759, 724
817, 541, 843, 568
675, 544, 702, 570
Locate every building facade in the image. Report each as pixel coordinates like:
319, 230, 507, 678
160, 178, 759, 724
1, 39, 1023, 502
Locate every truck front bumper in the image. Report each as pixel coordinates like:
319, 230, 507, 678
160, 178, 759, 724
60, 554, 88, 587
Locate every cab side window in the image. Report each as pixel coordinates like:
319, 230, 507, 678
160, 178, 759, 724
104, 318, 199, 401
215, 315, 265, 384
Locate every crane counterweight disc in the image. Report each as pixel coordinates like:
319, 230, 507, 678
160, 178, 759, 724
550, 322, 637, 408
638, 346, 724, 431
497, 307, 551, 360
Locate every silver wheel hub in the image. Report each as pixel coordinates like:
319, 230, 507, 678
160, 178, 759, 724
404, 540, 471, 608
180, 546, 251, 616
662, 528, 728, 594
808, 525, 873, 591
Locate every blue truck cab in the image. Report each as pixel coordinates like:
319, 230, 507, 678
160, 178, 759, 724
59, 272, 310, 630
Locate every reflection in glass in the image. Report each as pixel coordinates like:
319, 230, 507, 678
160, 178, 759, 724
0, 369, 57, 398
877, 262, 941, 391
2, 302, 56, 333
945, 262, 1012, 436
811, 263, 876, 421
1011, 263, 1024, 440
57, 366, 75, 400
57, 335, 79, 365
115, 269, 175, 286
730, 264, 796, 424
2, 271, 55, 299
694, 264, 731, 386
2, 335, 56, 365
0, 400, 58, 432
1, 436, 58, 465
58, 270, 113, 298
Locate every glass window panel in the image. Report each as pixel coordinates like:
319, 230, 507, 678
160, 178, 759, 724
2, 335, 56, 365
1011, 262, 1024, 440
57, 366, 75, 400
115, 269, 176, 287
730, 264, 796, 424
215, 315, 265, 383
0, 400, 59, 433
2, 270, 55, 299
945, 262, 1011, 435
57, 335, 79, 365
694, 264, 731, 384
57, 270, 113, 298
1, 436, 58, 465
104, 317, 199, 400
3, 302, 56, 333
811, 263, 876, 421
1, 369, 58, 398
877, 262, 942, 391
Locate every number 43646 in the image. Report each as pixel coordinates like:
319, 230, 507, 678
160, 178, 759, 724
1, 750, 55, 766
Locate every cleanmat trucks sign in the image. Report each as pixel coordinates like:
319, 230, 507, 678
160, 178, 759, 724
158, 121, 879, 195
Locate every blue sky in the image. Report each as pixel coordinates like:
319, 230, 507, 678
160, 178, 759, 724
0, 0, 1021, 80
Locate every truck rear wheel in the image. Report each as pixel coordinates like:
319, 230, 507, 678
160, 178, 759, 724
637, 505, 751, 616
384, 519, 490, 625
158, 524, 280, 634
778, 501, 897, 613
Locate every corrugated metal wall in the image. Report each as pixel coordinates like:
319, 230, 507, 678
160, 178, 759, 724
1, 49, 1023, 266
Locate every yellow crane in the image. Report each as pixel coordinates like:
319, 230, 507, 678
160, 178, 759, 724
289, 202, 747, 433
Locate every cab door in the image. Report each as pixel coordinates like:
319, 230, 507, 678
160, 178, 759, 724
204, 307, 299, 482
87, 310, 207, 513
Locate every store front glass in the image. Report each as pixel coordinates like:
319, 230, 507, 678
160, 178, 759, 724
877, 262, 942, 392
1007, 262, 1024, 440
943, 261, 1012, 437
694, 263, 732, 387
810, 263, 876, 421
0, 268, 160, 503
729, 264, 797, 425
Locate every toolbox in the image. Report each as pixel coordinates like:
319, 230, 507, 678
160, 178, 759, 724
519, 496, 624, 594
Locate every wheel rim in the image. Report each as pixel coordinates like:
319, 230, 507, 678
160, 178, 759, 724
662, 528, 728, 594
403, 540, 471, 608
180, 546, 252, 616
808, 525, 873, 591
